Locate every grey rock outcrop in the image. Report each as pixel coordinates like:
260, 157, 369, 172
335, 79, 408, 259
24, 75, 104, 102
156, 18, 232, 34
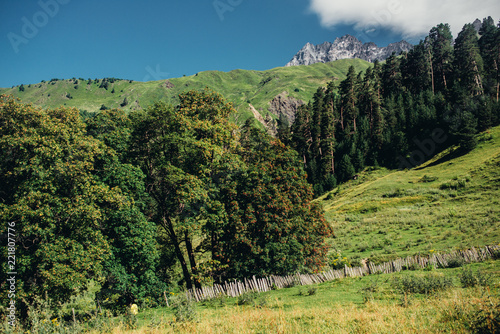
472, 18, 483, 33
286, 35, 413, 67
268, 91, 304, 125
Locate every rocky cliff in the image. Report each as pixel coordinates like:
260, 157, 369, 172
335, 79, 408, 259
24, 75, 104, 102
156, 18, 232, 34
286, 35, 413, 67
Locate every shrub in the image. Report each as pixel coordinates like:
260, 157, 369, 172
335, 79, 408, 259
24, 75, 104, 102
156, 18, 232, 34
283, 277, 301, 288
359, 280, 379, 303
439, 178, 469, 190
459, 268, 492, 288
470, 299, 500, 333
201, 294, 226, 308
393, 273, 454, 295
172, 295, 197, 323
446, 255, 465, 268
419, 175, 438, 183
329, 250, 351, 269
444, 296, 500, 333
402, 262, 422, 271
383, 188, 406, 198
358, 242, 369, 253
492, 249, 500, 260
237, 292, 258, 306
307, 287, 317, 296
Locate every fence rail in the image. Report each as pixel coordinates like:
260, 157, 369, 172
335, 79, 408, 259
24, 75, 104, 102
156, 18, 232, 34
185, 245, 500, 302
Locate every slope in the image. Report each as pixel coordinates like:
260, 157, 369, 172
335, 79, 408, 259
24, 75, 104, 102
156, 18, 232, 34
0, 59, 372, 125
319, 126, 500, 266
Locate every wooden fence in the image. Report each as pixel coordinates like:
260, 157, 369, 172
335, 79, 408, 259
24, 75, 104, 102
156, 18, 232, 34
185, 245, 500, 302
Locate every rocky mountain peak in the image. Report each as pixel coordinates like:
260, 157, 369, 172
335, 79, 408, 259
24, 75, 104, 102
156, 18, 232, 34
286, 35, 413, 67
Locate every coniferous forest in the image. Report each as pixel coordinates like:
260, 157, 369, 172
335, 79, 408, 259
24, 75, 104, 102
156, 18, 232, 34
0, 18, 499, 329
283, 19, 500, 195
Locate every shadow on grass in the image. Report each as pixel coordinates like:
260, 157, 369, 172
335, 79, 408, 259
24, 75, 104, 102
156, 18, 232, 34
414, 147, 470, 171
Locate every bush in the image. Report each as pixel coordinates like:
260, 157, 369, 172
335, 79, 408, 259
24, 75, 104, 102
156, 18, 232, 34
492, 249, 500, 260
283, 277, 301, 288
329, 250, 351, 269
307, 287, 317, 296
447, 256, 465, 268
201, 294, 226, 308
172, 295, 197, 323
444, 295, 500, 333
383, 188, 406, 198
459, 268, 492, 288
419, 174, 438, 183
237, 292, 258, 306
359, 280, 379, 303
439, 178, 469, 190
393, 273, 454, 295
402, 263, 422, 271
470, 299, 500, 333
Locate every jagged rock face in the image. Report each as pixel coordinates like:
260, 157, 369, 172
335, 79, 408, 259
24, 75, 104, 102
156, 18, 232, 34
286, 35, 413, 66
472, 18, 483, 33
268, 91, 304, 125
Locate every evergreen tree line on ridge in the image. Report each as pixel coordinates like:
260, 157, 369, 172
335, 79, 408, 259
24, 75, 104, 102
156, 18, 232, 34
279, 18, 500, 195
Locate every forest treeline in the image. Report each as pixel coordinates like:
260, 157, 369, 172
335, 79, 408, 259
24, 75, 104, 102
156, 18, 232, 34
0, 89, 331, 318
279, 18, 500, 195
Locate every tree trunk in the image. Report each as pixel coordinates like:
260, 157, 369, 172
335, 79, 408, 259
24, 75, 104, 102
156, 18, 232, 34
184, 230, 201, 289
428, 48, 435, 95
161, 216, 193, 290
472, 60, 484, 96
340, 107, 344, 131
330, 142, 335, 175
494, 59, 499, 102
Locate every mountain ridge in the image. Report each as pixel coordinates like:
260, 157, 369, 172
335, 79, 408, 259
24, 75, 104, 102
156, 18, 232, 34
0, 59, 373, 130
286, 34, 413, 67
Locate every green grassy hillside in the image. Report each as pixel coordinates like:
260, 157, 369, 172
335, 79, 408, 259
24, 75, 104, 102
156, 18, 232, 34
0, 59, 371, 124
319, 126, 500, 266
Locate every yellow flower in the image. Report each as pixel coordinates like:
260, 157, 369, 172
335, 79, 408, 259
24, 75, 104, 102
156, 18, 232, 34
130, 304, 139, 315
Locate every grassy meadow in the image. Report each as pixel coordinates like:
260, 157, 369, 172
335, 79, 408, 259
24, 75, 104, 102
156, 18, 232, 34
0, 59, 372, 124
77, 261, 500, 333
320, 125, 500, 267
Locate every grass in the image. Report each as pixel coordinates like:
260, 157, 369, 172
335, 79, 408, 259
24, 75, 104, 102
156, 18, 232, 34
320, 125, 500, 266
0, 59, 372, 125
80, 261, 500, 333
14, 261, 497, 333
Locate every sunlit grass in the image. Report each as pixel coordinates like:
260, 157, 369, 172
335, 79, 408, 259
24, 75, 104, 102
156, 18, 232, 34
98, 261, 500, 333
0, 59, 372, 124
321, 126, 500, 265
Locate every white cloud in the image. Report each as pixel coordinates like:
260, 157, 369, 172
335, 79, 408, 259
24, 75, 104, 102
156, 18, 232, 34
309, 0, 499, 39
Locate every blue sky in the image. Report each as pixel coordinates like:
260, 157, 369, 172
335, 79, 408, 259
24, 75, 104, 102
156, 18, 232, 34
1, 0, 498, 88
